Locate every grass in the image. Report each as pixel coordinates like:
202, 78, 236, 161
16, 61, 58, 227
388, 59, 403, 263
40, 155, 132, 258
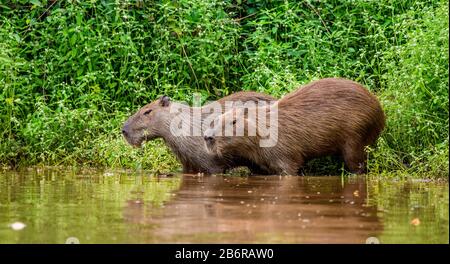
0, 0, 448, 177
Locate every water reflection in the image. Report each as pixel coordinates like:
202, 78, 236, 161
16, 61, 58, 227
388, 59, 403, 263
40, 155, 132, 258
130, 175, 381, 243
0, 168, 447, 243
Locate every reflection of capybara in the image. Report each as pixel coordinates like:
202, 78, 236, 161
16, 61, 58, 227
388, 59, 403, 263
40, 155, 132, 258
122, 91, 276, 174
123, 175, 381, 243
204, 78, 385, 175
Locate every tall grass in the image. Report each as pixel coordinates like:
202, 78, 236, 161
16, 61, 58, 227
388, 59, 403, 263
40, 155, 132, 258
371, 2, 449, 177
0, 0, 448, 177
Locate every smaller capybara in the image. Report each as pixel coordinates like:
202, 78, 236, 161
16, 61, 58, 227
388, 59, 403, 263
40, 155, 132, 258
203, 78, 385, 175
122, 91, 276, 174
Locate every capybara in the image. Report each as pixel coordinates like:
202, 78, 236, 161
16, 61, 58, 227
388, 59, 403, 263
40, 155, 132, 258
122, 91, 276, 174
204, 78, 385, 175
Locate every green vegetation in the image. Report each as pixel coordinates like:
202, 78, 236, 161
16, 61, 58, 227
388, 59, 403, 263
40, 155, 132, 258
0, 0, 448, 177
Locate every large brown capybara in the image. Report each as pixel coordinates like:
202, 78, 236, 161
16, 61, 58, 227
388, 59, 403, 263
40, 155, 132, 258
204, 78, 385, 175
122, 91, 276, 174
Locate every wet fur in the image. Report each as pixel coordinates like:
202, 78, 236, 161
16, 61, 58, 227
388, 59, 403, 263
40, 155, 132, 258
122, 91, 276, 174
208, 78, 385, 175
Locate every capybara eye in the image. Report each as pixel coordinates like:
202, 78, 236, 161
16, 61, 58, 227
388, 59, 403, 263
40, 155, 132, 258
143, 109, 152, 115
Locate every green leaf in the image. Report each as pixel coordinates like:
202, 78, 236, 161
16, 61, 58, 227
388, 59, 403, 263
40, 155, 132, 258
30, 0, 43, 7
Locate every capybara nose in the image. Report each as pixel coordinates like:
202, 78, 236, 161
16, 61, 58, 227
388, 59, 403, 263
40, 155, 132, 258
204, 135, 214, 142
122, 128, 128, 137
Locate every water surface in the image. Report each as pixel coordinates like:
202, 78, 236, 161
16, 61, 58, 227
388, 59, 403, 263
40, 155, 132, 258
0, 168, 447, 243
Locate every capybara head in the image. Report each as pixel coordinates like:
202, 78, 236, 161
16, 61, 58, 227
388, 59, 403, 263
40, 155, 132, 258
122, 95, 171, 147
204, 107, 259, 157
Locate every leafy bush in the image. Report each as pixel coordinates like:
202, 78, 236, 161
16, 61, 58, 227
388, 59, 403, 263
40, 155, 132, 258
0, 0, 448, 177
372, 2, 449, 177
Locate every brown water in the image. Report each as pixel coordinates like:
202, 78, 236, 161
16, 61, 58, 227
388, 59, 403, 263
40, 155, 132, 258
0, 168, 448, 244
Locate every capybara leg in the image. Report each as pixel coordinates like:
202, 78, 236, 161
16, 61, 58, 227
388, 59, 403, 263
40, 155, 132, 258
342, 143, 367, 174
183, 161, 210, 174
277, 159, 303, 176
182, 163, 196, 174
208, 166, 227, 175
280, 167, 297, 176
248, 164, 271, 175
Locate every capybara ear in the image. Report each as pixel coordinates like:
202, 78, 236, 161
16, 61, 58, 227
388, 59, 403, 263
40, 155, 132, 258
160, 95, 171, 107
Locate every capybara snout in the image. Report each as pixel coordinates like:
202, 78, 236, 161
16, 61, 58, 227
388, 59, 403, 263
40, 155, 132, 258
122, 95, 171, 147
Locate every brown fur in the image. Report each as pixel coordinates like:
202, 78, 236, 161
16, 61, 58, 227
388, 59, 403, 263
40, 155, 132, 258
122, 91, 276, 174
205, 78, 385, 175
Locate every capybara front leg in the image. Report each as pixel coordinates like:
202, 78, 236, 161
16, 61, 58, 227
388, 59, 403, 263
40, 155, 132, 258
277, 158, 303, 176
182, 163, 195, 174
342, 142, 367, 174
248, 164, 271, 175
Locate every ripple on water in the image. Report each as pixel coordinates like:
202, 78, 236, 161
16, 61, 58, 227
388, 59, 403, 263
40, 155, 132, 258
0, 169, 447, 243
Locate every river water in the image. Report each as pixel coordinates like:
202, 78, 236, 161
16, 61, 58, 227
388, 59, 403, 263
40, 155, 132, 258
0, 168, 448, 243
